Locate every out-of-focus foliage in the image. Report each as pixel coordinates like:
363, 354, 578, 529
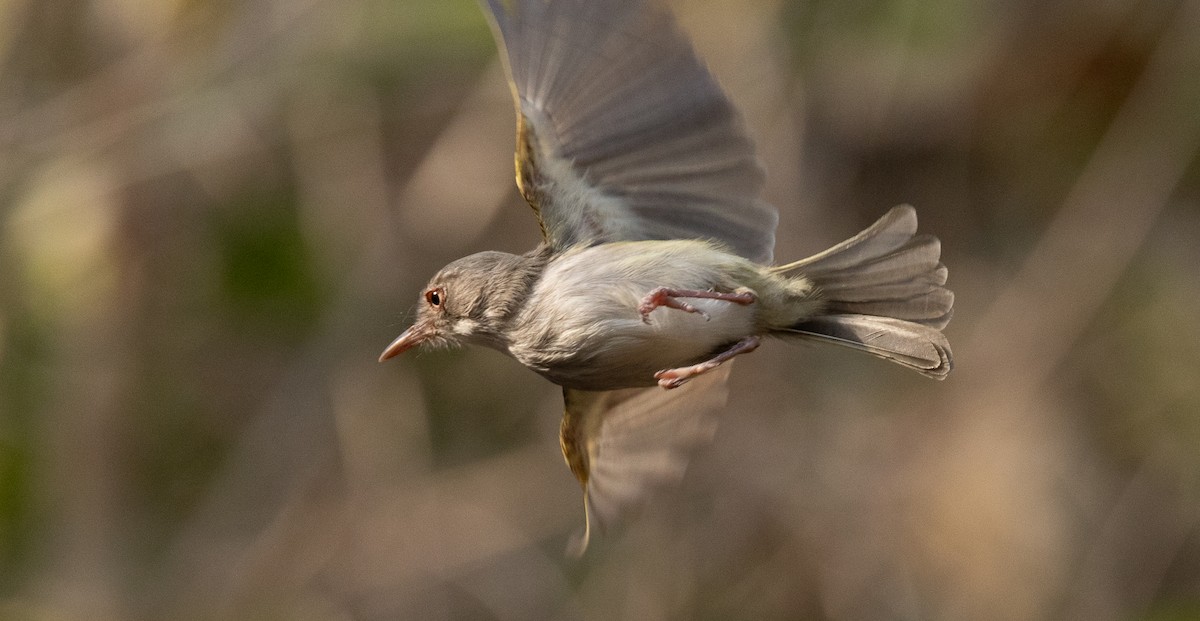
1, 0, 1198, 619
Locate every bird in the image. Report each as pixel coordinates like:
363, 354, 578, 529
380, 0, 953, 554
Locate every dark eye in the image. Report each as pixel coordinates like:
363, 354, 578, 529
425, 288, 444, 308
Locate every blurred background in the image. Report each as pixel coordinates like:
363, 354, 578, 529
1, 0, 1199, 619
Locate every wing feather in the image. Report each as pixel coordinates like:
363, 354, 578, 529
560, 363, 732, 555
482, 0, 778, 262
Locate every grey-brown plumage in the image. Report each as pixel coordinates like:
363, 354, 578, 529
380, 0, 954, 553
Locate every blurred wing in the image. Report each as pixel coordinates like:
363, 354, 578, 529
559, 363, 732, 555
481, 0, 779, 263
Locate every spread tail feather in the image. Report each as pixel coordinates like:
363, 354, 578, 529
782, 315, 952, 379
775, 205, 954, 378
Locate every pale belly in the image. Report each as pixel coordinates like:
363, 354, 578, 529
507, 241, 760, 390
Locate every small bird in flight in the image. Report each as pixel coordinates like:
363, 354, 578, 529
380, 0, 953, 553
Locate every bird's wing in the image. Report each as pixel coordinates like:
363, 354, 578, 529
559, 363, 732, 555
480, 0, 779, 263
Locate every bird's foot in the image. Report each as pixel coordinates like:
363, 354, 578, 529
655, 336, 761, 389
638, 287, 757, 324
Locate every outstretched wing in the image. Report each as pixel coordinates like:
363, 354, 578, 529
481, 0, 779, 263
559, 363, 732, 555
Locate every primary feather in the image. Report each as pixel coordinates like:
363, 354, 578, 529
561, 364, 731, 556
483, 0, 778, 261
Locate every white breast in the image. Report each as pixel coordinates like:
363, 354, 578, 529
509, 241, 758, 390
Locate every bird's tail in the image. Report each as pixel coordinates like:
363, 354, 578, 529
771, 205, 954, 379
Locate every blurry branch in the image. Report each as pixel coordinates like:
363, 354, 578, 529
154, 51, 565, 616
912, 4, 1200, 619
0, 0, 328, 196
1064, 441, 1200, 621
393, 60, 514, 250
963, 0, 1200, 395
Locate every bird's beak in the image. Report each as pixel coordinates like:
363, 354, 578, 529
378, 323, 433, 362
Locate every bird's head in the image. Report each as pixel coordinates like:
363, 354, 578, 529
378, 251, 540, 361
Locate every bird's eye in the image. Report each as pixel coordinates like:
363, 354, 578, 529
425, 288, 444, 308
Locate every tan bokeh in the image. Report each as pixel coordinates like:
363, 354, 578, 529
1, 0, 1198, 619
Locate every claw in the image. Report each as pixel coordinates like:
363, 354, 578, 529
638, 287, 755, 323
655, 336, 761, 389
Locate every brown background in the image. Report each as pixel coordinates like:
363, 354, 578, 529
1, 0, 1198, 619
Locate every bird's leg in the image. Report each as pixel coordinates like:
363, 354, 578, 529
638, 287, 757, 324
655, 336, 761, 389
